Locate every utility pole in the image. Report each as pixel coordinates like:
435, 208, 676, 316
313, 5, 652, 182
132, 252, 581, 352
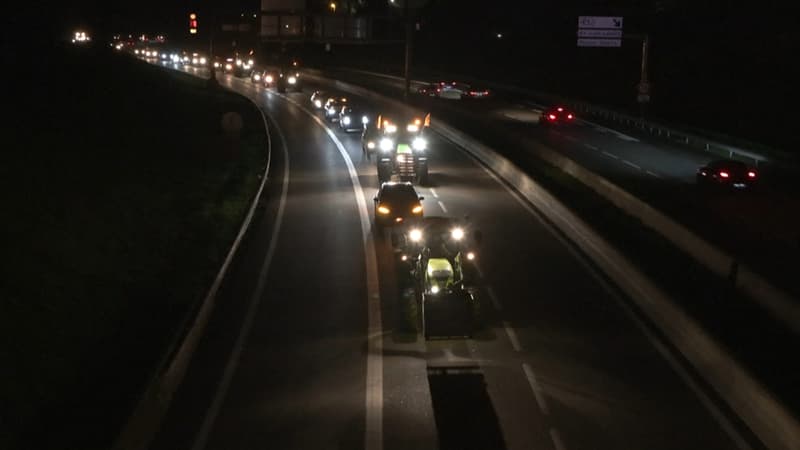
403, 0, 413, 101
625, 33, 651, 116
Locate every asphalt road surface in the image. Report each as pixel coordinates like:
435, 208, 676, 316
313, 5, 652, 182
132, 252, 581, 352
147, 63, 752, 450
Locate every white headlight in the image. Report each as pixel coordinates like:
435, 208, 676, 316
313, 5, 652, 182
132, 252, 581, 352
362, 116, 369, 124
342, 116, 351, 125
466, 252, 475, 260
192, 58, 198, 64
314, 99, 321, 108
407, 124, 419, 132
254, 74, 261, 81
288, 76, 297, 84
385, 124, 397, 133
236, 59, 242, 66
431, 285, 440, 294
379, 138, 394, 152
451, 227, 465, 240
412, 137, 427, 151
199, 57, 207, 64
409, 229, 422, 242
266, 75, 274, 83
225, 63, 232, 70
367, 142, 375, 149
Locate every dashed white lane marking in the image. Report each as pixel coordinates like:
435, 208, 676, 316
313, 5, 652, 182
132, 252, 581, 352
646, 170, 663, 179
550, 428, 567, 450
584, 143, 599, 151
622, 160, 641, 170
437, 200, 449, 214
485, 286, 502, 311
429, 187, 439, 198
522, 363, 550, 416
601, 150, 619, 160
503, 321, 523, 352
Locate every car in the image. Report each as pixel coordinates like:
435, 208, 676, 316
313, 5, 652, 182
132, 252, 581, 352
339, 105, 370, 132
274, 68, 301, 92
324, 97, 348, 121
539, 105, 575, 125
373, 182, 424, 228
311, 90, 329, 109
696, 159, 758, 190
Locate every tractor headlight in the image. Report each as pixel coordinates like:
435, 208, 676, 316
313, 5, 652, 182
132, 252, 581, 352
431, 285, 440, 294
412, 137, 427, 151
266, 75, 274, 83
362, 116, 369, 124
254, 74, 261, 81
199, 57, 207, 64
451, 227, 465, 240
367, 141, 375, 149
342, 116, 351, 125
379, 138, 394, 152
288, 76, 297, 84
377, 205, 390, 215
466, 252, 475, 260
407, 124, 419, 132
384, 124, 397, 134
314, 99, 321, 108
409, 229, 422, 242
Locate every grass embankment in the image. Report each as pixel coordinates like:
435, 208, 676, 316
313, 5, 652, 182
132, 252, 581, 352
0, 46, 266, 449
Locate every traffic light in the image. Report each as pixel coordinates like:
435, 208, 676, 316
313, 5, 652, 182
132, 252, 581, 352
189, 13, 198, 34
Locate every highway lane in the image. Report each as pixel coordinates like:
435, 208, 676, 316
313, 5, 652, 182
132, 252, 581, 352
148, 62, 748, 450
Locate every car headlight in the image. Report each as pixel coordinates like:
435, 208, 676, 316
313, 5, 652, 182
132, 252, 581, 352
384, 124, 397, 133
254, 74, 261, 81
412, 205, 423, 214
466, 252, 475, 260
412, 137, 427, 151
409, 229, 422, 241
431, 285, 440, 294
407, 124, 419, 132
266, 75, 274, 83
379, 138, 394, 152
236, 59, 242, 66
362, 116, 369, 124
314, 99, 322, 108
342, 116, 351, 125
288, 76, 297, 84
367, 141, 375, 149
192, 58, 198, 64
199, 57, 207, 64
451, 227, 465, 240
225, 64, 232, 70
377, 205, 390, 215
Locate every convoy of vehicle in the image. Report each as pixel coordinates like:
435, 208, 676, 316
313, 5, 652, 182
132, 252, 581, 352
417, 81, 491, 100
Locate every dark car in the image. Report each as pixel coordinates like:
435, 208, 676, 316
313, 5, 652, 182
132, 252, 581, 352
696, 159, 758, 190
373, 182, 424, 228
339, 105, 370, 132
539, 105, 575, 125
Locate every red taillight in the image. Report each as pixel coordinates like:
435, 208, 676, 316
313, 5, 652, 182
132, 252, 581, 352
719, 171, 729, 178
748, 171, 757, 178
548, 114, 556, 120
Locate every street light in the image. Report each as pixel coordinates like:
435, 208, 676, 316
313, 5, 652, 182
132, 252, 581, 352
330, 2, 336, 13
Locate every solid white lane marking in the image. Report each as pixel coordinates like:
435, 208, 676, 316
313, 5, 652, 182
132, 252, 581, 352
601, 150, 619, 160
622, 160, 641, 170
584, 143, 599, 151
522, 363, 550, 415
429, 187, 439, 198
503, 321, 522, 352
550, 428, 567, 450
192, 118, 290, 450
280, 93, 384, 450
646, 170, 662, 179
437, 200, 449, 213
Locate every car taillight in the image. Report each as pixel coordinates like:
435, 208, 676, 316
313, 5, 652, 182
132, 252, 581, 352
567, 114, 574, 119
748, 171, 757, 178
548, 114, 556, 120
719, 171, 729, 178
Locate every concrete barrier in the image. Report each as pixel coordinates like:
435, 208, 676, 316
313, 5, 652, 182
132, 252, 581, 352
304, 72, 800, 450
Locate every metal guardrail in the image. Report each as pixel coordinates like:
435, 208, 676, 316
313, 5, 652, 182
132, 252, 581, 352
328, 67, 777, 167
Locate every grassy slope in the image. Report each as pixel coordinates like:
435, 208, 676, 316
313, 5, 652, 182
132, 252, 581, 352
0, 45, 266, 449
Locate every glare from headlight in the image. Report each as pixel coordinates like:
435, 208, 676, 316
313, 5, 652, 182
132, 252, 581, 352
236, 59, 242, 66
378, 205, 390, 215
362, 116, 369, 124
266, 75, 274, 83
367, 142, 375, 149
407, 124, 419, 132
254, 74, 261, 81
379, 138, 394, 152
412, 137, 427, 151
288, 76, 297, 84
214, 62, 220, 68
192, 58, 198, 64
385, 124, 397, 133
342, 116, 351, 125
431, 285, 440, 294
225, 63, 233, 70
409, 229, 422, 241
199, 57, 207, 64
314, 99, 321, 108
466, 252, 476, 260
451, 228, 465, 240
412, 205, 423, 214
